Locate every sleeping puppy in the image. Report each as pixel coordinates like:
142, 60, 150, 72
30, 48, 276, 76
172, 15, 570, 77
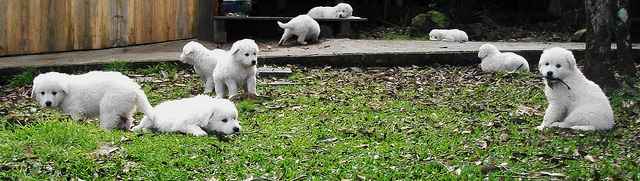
31, 71, 153, 130
213, 39, 259, 99
429, 29, 469, 42
307, 3, 353, 18
536, 47, 614, 131
478, 43, 530, 72
179, 41, 226, 93
132, 95, 240, 136
277, 15, 320, 46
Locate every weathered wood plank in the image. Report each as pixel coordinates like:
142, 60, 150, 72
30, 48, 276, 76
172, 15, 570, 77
1, 0, 199, 56
0, 0, 8, 55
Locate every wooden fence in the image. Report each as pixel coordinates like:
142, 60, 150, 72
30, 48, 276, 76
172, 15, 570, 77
0, 0, 202, 56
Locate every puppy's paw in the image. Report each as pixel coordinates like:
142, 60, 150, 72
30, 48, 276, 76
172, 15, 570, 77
536, 125, 546, 131
191, 131, 208, 137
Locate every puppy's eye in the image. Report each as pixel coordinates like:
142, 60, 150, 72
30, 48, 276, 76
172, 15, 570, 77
222, 119, 228, 123
556, 64, 561, 68
40, 92, 45, 95
244, 53, 249, 57
52, 91, 57, 95
545, 62, 550, 66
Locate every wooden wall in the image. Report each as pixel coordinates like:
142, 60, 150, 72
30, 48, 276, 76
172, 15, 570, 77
0, 0, 199, 56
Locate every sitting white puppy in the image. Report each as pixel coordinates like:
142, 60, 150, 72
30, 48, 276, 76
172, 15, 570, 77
179, 41, 226, 93
536, 47, 614, 131
213, 39, 259, 99
307, 3, 353, 18
31, 71, 153, 130
132, 95, 240, 136
429, 29, 469, 42
277, 15, 320, 46
478, 44, 530, 72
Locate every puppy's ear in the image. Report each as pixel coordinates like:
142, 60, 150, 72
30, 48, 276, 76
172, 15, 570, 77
30, 86, 36, 99
231, 47, 240, 55
478, 46, 488, 59
564, 50, 577, 69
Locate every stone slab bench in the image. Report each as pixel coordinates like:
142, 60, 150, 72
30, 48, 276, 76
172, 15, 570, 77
210, 16, 367, 43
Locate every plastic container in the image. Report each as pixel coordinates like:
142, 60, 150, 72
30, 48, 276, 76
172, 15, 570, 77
222, 0, 252, 16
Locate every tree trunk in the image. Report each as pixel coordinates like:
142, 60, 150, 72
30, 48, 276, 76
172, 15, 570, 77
613, 0, 636, 84
584, 0, 619, 90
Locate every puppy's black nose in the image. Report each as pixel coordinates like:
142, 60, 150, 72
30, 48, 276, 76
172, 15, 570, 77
233, 127, 240, 133
251, 60, 256, 65
45, 101, 52, 107
546, 71, 553, 77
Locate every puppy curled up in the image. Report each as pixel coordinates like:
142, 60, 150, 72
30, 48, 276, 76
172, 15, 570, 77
478, 44, 530, 73
132, 95, 241, 136
429, 29, 469, 42
179, 41, 227, 93
31, 71, 153, 130
277, 15, 320, 46
536, 47, 614, 131
307, 3, 353, 19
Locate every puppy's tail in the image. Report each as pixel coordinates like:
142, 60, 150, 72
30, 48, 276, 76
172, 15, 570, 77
277, 21, 289, 29
135, 89, 154, 118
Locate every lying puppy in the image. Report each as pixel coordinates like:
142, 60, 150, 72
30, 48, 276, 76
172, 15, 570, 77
429, 29, 469, 42
179, 41, 226, 93
213, 39, 259, 99
32, 71, 153, 130
536, 47, 614, 131
478, 44, 530, 72
307, 3, 353, 18
132, 95, 240, 136
277, 15, 320, 46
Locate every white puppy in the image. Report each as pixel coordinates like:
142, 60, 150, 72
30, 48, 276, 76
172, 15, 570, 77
429, 29, 469, 42
277, 15, 320, 46
536, 47, 614, 131
179, 41, 226, 93
478, 44, 530, 72
307, 3, 353, 18
132, 95, 240, 136
31, 71, 153, 130
213, 39, 259, 99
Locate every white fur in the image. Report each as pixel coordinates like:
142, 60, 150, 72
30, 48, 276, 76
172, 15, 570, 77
536, 47, 614, 131
31, 71, 153, 130
478, 44, 530, 72
429, 29, 469, 42
277, 15, 320, 46
179, 41, 226, 93
213, 39, 259, 99
132, 95, 240, 136
307, 3, 353, 19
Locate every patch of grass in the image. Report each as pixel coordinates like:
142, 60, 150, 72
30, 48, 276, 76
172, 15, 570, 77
140, 63, 178, 80
8, 68, 35, 88
103, 61, 131, 73
0, 65, 638, 180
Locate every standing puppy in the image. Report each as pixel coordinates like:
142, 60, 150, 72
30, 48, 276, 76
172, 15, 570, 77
277, 15, 320, 46
132, 95, 241, 136
307, 3, 353, 18
31, 71, 153, 130
213, 39, 259, 99
536, 47, 614, 131
478, 44, 530, 72
179, 41, 226, 93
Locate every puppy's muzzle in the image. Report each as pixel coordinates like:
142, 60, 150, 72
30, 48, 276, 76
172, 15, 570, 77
45, 101, 52, 107
251, 60, 257, 66
233, 127, 240, 133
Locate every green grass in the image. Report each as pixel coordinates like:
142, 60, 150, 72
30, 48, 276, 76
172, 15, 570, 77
7, 68, 36, 88
0, 65, 639, 180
